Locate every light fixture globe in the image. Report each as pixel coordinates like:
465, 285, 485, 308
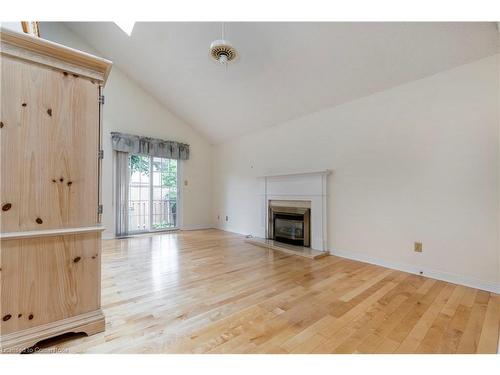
210, 39, 237, 64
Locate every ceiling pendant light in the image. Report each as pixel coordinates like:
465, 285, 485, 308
210, 23, 237, 69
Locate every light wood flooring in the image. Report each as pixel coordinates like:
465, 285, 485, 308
42, 229, 499, 354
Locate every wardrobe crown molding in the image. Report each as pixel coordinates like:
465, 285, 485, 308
0, 27, 112, 84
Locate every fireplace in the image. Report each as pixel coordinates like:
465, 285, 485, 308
258, 170, 330, 252
268, 200, 311, 247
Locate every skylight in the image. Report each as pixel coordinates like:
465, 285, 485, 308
114, 21, 135, 36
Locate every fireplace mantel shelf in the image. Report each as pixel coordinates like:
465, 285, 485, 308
259, 170, 331, 178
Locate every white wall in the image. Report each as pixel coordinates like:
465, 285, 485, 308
40, 23, 214, 238
213, 55, 500, 292
36, 23, 500, 292
498, 43, 500, 297
0, 22, 24, 33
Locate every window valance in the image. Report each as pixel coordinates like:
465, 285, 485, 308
111, 132, 190, 160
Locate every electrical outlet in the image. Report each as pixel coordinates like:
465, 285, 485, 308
225, 216, 228, 222
414, 242, 423, 253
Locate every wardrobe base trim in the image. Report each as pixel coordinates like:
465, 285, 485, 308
0, 309, 105, 354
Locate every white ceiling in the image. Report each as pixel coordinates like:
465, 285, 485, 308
50, 22, 498, 143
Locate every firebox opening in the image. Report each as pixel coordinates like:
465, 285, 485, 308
268, 201, 311, 248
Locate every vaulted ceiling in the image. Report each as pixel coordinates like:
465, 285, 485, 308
45, 22, 498, 143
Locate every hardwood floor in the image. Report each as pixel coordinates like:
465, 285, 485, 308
42, 229, 499, 354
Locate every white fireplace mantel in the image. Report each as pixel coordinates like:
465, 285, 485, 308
257, 170, 331, 252
259, 170, 331, 178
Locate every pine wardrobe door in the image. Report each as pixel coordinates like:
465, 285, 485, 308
0, 232, 101, 335
1, 55, 100, 232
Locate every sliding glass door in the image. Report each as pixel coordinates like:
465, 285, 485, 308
128, 154, 178, 233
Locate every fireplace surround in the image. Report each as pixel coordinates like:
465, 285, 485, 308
258, 170, 330, 252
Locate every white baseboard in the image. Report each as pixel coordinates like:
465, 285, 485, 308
213, 225, 252, 237
102, 225, 214, 238
180, 224, 214, 231
331, 248, 500, 294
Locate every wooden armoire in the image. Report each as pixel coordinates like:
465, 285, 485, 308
0, 28, 112, 353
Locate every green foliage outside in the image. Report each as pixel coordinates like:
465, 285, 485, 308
129, 154, 150, 175
129, 155, 178, 199
152, 221, 175, 230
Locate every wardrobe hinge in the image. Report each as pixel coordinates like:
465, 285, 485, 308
97, 204, 103, 214
99, 95, 105, 105
98, 150, 104, 159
